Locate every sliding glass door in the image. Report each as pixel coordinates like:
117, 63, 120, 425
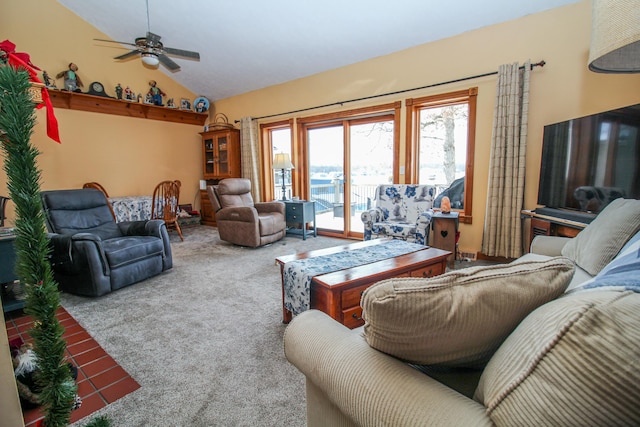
308, 125, 346, 233
307, 117, 394, 238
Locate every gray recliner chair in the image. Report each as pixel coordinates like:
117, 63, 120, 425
207, 178, 286, 247
41, 188, 173, 297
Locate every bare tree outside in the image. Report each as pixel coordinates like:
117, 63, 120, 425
419, 104, 468, 191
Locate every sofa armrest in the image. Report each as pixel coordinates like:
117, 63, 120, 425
414, 210, 434, 245
255, 201, 285, 215
530, 235, 572, 256
361, 208, 384, 240
361, 207, 383, 223
47, 232, 111, 277
284, 310, 491, 427
216, 206, 259, 222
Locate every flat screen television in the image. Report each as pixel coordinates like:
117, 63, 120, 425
537, 103, 640, 221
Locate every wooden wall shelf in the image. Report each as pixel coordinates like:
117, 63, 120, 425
47, 90, 208, 126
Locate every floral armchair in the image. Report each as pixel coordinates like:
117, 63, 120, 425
361, 184, 436, 244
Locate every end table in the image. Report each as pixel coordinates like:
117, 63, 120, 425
431, 212, 459, 268
284, 200, 317, 240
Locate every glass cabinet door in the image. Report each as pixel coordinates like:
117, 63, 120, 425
216, 135, 229, 176
204, 137, 214, 176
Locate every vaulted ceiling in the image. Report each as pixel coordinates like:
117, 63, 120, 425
58, 0, 581, 102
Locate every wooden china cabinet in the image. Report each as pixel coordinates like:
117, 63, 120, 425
200, 128, 241, 226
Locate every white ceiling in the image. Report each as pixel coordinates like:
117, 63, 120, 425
57, 0, 581, 102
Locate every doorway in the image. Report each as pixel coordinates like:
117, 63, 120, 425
306, 116, 394, 238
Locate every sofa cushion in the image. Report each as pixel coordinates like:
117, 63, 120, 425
568, 229, 640, 291
362, 257, 575, 367
561, 198, 640, 276
103, 236, 164, 269
474, 290, 640, 426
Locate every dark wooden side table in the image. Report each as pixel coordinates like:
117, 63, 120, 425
431, 212, 459, 268
284, 200, 317, 240
0, 233, 24, 313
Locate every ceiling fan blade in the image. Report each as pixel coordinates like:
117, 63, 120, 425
158, 54, 181, 71
164, 47, 200, 60
114, 50, 142, 60
94, 38, 138, 48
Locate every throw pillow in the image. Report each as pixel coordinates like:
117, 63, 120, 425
578, 229, 640, 293
362, 257, 575, 367
561, 198, 640, 276
475, 290, 640, 426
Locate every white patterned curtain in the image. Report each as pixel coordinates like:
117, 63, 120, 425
481, 60, 531, 258
240, 117, 262, 202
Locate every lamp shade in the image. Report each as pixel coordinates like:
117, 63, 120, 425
588, 0, 640, 73
141, 53, 160, 67
272, 153, 294, 169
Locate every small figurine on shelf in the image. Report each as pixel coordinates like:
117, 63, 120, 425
115, 83, 123, 100
137, 93, 143, 103
166, 98, 175, 108
180, 98, 191, 110
42, 70, 55, 88
148, 80, 166, 106
124, 86, 133, 100
55, 62, 83, 92
144, 93, 153, 104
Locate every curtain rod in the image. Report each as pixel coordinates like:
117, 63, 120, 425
235, 60, 545, 123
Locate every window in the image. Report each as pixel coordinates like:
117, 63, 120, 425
260, 120, 293, 201
297, 102, 401, 238
406, 88, 477, 223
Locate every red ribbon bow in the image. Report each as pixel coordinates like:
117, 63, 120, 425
1, 40, 61, 143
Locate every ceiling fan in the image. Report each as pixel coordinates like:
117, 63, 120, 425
94, 1, 200, 71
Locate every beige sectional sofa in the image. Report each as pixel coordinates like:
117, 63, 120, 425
284, 198, 640, 426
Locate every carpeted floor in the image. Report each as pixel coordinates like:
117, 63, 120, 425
58, 226, 498, 426
61, 226, 347, 426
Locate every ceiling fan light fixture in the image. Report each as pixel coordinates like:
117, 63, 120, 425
141, 53, 160, 67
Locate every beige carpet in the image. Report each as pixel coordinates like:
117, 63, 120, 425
61, 226, 347, 426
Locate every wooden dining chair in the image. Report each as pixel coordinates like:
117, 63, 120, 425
82, 182, 116, 220
151, 180, 184, 241
82, 182, 110, 197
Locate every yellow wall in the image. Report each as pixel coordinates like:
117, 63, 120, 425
3, 1, 640, 254
1, 0, 205, 221
212, 0, 640, 255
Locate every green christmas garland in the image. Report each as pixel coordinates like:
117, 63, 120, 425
0, 65, 76, 426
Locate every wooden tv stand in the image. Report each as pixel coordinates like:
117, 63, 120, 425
521, 209, 589, 251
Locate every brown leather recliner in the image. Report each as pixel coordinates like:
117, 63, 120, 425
207, 178, 286, 247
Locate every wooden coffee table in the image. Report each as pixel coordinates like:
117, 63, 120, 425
276, 239, 450, 329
